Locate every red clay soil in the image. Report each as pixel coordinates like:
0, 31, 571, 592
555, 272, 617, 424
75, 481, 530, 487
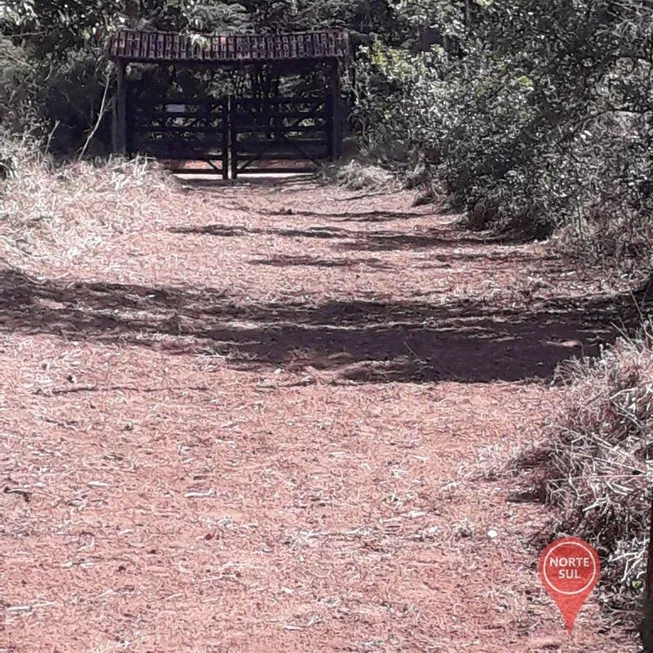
0, 177, 640, 651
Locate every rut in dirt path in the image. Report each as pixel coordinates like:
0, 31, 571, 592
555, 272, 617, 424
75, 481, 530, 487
1, 179, 637, 652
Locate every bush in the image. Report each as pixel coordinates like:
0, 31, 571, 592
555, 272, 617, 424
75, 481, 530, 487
354, 0, 653, 267
40, 53, 113, 156
539, 326, 653, 610
0, 34, 112, 157
0, 36, 39, 135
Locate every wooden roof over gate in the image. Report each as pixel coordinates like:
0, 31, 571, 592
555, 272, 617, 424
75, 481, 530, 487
109, 29, 349, 64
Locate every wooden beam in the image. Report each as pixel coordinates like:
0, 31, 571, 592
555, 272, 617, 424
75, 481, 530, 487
230, 97, 238, 180
115, 60, 128, 155
222, 97, 229, 180
329, 59, 343, 160
111, 95, 119, 153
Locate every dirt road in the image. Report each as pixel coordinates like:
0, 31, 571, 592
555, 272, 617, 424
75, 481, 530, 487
1, 177, 637, 651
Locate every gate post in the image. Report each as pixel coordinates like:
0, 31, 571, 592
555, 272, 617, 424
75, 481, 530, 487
229, 97, 238, 179
113, 60, 128, 156
222, 97, 230, 180
326, 92, 334, 159
230, 97, 238, 180
329, 59, 343, 160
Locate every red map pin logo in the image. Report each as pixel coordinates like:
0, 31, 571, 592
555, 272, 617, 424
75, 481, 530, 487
539, 537, 600, 634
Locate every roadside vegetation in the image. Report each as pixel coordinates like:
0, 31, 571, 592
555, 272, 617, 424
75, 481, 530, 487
515, 324, 653, 615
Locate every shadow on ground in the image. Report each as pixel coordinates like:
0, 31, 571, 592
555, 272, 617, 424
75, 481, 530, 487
248, 255, 395, 270
169, 222, 520, 252
258, 209, 425, 223
0, 267, 636, 384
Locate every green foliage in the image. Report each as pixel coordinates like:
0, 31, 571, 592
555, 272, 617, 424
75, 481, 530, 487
188, 2, 250, 32
356, 0, 653, 262
1, 0, 123, 57
0, 37, 38, 133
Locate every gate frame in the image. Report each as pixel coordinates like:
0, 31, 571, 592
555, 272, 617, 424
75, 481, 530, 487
109, 30, 349, 178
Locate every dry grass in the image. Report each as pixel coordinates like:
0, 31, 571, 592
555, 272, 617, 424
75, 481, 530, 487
318, 159, 396, 191
534, 324, 653, 610
552, 213, 653, 276
1, 152, 174, 273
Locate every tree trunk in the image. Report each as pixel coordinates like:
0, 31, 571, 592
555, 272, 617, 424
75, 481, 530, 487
641, 498, 653, 652
643, 600, 653, 652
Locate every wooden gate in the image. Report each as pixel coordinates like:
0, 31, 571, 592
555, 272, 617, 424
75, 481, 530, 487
126, 91, 335, 179
230, 95, 332, 177
110, 29, 348, 179
127, 91, 229, 177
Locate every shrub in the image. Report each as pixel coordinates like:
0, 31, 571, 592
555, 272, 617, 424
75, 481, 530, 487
353, 0, 653, 267
0, 36, 39, 135
540, 325, 653, 610
40, 53, 114, 156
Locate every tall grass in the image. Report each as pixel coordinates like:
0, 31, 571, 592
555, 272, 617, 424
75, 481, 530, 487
540, 324, 653, 611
